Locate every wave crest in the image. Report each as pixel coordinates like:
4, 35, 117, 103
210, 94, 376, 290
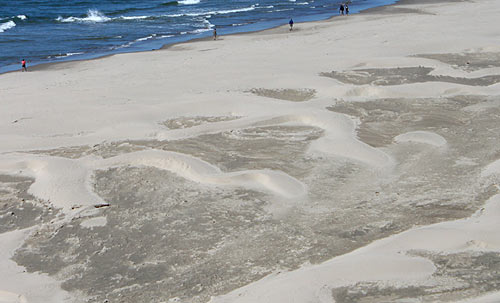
0, 20, 16, 33
178, 0, 200, 5
165, 5, 256, 18
57, 9, 110, 23
160, 1, 179, 6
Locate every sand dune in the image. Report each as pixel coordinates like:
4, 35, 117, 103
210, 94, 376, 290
2, 0, 500, 301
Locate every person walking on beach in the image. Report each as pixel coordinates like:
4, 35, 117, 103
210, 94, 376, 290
339, 4, 344, 15
345, 4, 349, 15
213, 27, 217, 40
21, 59, 27, 72
289, 18, 294, 31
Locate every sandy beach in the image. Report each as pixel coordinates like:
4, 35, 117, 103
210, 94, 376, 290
2, 0, 500, 302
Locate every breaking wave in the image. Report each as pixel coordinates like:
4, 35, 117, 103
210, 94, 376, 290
56, 4, 260, 24
46, 52, 84, 59
178, 0, 200, 4
112, 34, 174, 50
120, 15, 149, 20
56, 9, 110, 23
0, 20, 16, 33
160, 1, 180, 6
165, 5, 256, 17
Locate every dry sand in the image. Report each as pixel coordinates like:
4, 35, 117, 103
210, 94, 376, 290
1, 0, 500, 302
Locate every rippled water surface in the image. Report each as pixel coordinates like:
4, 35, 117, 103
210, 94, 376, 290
0, 0, 394, 72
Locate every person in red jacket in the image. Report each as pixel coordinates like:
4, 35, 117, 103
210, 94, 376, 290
21, 59, 27, 72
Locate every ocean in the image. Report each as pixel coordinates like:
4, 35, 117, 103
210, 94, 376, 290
0, 0, 395, 73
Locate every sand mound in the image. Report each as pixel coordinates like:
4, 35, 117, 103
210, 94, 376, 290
394, 131, 447, 147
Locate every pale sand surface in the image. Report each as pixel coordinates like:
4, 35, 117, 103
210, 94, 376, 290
2, 0, 500, 302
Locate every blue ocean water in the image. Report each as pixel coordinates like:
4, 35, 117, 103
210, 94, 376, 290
0, 0, 395, 73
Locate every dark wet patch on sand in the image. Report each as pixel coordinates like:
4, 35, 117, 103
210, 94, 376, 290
13, 157, 494, 303
162, 115, 241, 130
30, 141, 147, 159
416, 52, 500, 71
327, 96, 484, 148
14, 168, 277, 302
31, 125, 324, 177
148, 125, 323, 177
0, 175, 56, 233
12, 104, 500, 302
320, 66, 500, 86
331, 251, 500, 303
249, 88, 316, 102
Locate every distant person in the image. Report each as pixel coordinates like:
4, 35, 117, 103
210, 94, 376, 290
213, 27, 217, 40
339, 4, 344, 15
21, 59, 27, 72
345, 4, 349, 15
289, 18, 294, 31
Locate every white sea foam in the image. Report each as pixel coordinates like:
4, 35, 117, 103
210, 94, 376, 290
213, 6, 256, 15
112, 34, 173, 50
135, 35, 155, 42
165, 5, 256, 18
0, 20, 16, 33
57, 11, 153, 23
202, 18, 214, 28
165, 13, 183, 17
16, 15, 27, 20
191, 28, 212, 34
111, 42, 133, 50
179, 0, 201, 4
120, 15, 149, 20
48, 52, 84, 59
57, 9, 110, 23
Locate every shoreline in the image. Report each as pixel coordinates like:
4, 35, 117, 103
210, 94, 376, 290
0, 0, 401, 76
